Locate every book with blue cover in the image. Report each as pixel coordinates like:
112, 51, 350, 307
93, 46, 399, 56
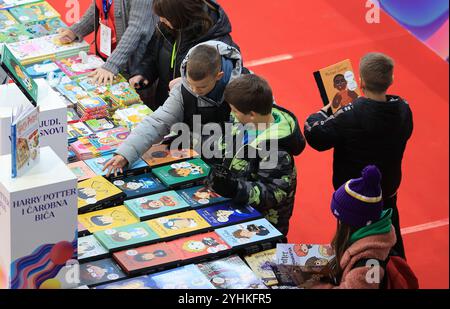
152, 159, 211, 188
79, 258, 126, 287
196, 203, 262, 227
94, 275, 157, 289
197, 255, 267, 289
147, 264, 215, 289
56, 80, 89, 104
112, 173, 167, 199
215, 219, 283, 248
94, 222, 159, 252
78, 235, 109, 263
84, 154, 148, 178
124, 190, 190, 221
177, 185, 229, 208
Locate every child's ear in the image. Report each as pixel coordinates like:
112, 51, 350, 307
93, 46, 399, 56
216, 71, 224, 81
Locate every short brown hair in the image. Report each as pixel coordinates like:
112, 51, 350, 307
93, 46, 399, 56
224, 75, 273, 115
187, 45, 221, 81
360, 52, 394, 93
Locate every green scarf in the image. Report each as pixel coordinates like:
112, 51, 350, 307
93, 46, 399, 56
349, 209, 393, 244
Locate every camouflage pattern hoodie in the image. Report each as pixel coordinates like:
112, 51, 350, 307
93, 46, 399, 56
215, 105, 306, 235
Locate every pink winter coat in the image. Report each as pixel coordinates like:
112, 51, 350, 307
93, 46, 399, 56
312, 227, 397, 289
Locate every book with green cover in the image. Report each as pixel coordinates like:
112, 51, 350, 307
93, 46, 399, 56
152, 159, 211, 188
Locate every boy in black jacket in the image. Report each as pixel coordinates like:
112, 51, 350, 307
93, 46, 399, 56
208, 75, 306, 235
304, 52, 413, 258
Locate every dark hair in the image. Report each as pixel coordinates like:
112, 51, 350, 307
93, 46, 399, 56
90, 216, 110, 226
330, 221, 358, 280
333, 74, 346, 83
224, 75, 273, 115
187, 44, 221, 81
360, 52, 394, 93
153, 0, 213, 33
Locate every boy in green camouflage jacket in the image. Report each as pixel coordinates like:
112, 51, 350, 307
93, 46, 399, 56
207, 75, 306, 235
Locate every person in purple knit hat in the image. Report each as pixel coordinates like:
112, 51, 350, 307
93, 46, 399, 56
310, 165, 398, 289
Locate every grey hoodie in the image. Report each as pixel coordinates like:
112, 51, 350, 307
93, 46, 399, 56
116, 40, 243, 165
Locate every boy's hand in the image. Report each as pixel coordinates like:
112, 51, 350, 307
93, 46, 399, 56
208, 165, 238, 198
102, 155, 128, 177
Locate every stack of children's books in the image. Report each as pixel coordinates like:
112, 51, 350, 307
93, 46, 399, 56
77, 97, 109, 121
109, 82, 141, 106
55, 53, 104, 78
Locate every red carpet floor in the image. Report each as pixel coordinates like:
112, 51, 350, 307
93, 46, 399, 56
50, 0, 449, 289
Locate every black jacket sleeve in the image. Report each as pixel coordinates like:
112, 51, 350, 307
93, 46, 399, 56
130, 32, 160, 83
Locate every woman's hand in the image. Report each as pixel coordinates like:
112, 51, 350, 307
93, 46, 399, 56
129, 75, 149, 89
57, 28, 77, 44
102, 155, 129, 177
89, 68, 115, 86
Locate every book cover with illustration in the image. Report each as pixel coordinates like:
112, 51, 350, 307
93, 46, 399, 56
113, 104, 152, 130
171, 232, 230, 262
22, 17, 67, 38
146, 210, 211, 239
55, 54, 104, 77
9, 1, 60, 22
0, 9, 17, 29
78, 220, 89, 237
67, 107, 80, 123
68, 161, 96, 182
215, 219, 283, 248
10, 104, 40, 178
197, 255, 267, 289
84, 154, 148, 178
109, 81, 141, 106
67, 122, 93, 142
0, 0, 41, 9
314, 59, 361, 113
85, 127, 130, 155
0, 23, 33, 43
56, 80, 89, 104
113, 242, 182, 275
112, 173, 167, 200
142, 144, 199, 168
78, 205, 138, 234
79, 258, 126, 287
152, 158, 211, 188
1, 44, 38, 104
147, 264, 214, 289
94, 222, 159, 252
276, 244, 335, 274
77, 176, 125, 213
94, 275, 157, 289
244, 249, 278, 286
84, 118, 117, 133
177, 185, 229, 208
124, 190, 190, 221
196, 203, 262, 227
78, 235, 108, 263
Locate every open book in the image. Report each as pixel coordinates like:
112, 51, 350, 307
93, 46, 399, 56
11, 104, 40, 178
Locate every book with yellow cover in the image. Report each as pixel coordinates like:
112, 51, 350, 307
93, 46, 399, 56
78, 205, 138, 234
77, 175, 125, 213
146, 210, 210, 239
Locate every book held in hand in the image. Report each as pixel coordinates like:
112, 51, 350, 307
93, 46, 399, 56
314, 59, 361, 113
244, 249, 279, 286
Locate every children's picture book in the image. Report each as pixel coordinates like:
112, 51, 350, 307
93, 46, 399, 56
113, 242, 181, 275
124, 190, 190, 221
1, 44, 38, 105
244, 249, 278, 286
78, 235, 109, 262
215, 219, 283, 248
79, 258, 126, 287
197, 255, 267, 289
314, 59, 361, 113
109, 81, 141, 106
84, 127, 130, 155
67, 107, 80, 123
10, 104, 39, 178
146, 210, 211, 239
56, 80, 89, 104
94, 222, 159, 252
68, 161, 96, 182
77, 176, 125, 213
0, 9, 18, 29
94, 275, 157, 289
147, 264, 215, 289
67, 122, 93, 141
9, 1, 60, 22
276, 244, 335, 274
112, 173, 167, 199
112, 104, 152, 130
84, 118, 117, 133
55, 54, 104, 77
78, 205, 138, 234
177, 185, 230, 208
171, 232, 230, 262
0, 23, 33, 43
25, 59, 61, 78
196, 203, 262, 227
78, 220, 89, 237
0, 0, 41, 9
152, 158, 211, 188
142, 144, 199, 168
83, 154, 148, 178
22, 17, 67, 38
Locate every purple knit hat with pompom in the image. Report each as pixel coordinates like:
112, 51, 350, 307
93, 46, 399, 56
331, 165, 383, 228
